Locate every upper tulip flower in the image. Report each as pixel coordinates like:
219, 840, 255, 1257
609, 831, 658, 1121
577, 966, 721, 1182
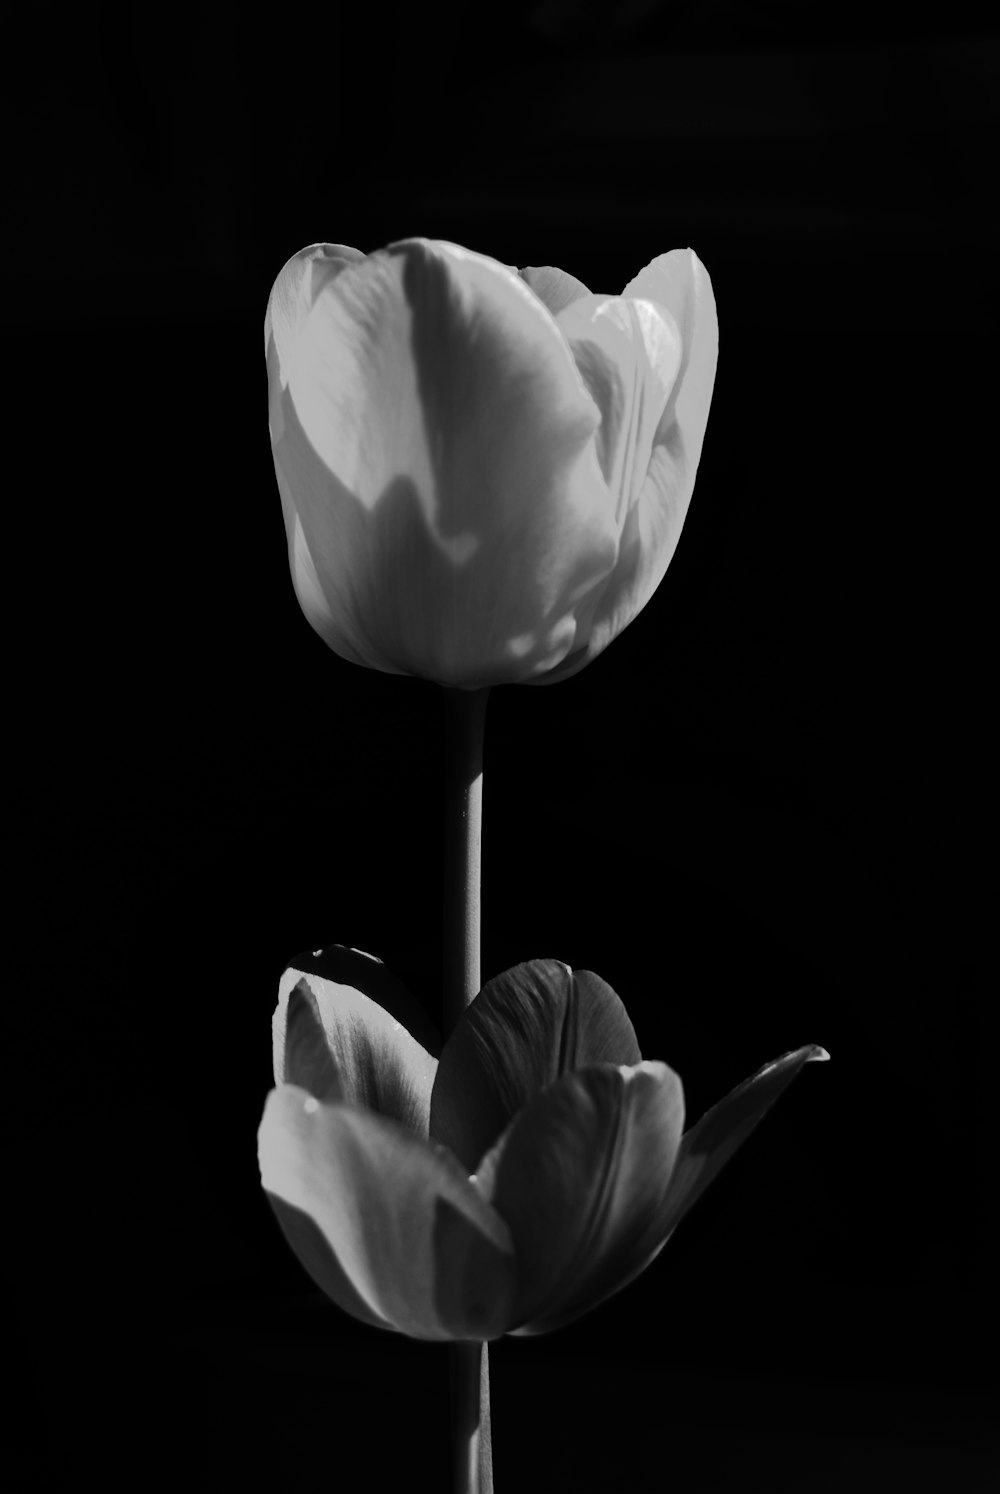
258, 946, 826, 1341
264, 239, 718, 687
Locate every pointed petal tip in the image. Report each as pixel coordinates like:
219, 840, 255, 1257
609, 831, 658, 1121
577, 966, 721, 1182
762, 1043, 830, 1075
273, 950, 440, 1135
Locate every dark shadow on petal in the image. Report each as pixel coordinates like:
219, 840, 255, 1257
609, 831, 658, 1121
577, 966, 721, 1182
284, 980, 343, 1100
432, 1196, 516, 1342
345, 1018, 431, 1137
430, 960, 641, 1172
487, 1060, 681, 1335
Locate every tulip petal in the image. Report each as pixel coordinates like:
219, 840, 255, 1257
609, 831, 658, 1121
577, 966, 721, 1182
273, 946, 440, 1138
264, 1191, 399, 1335
557, 292, 683, 525
473, 1061, 683, 1334
622, 248, 718, 456
265, 243, 366, 363
259, 1085, 517, 1341
267, 237, 621, 685
532, 248, 718, 686
518, 264, 593, 316
281, 979, 343, 1103
265, 244, 367, 449
609, 1045, 830, 1298
430, 960, 642, 1172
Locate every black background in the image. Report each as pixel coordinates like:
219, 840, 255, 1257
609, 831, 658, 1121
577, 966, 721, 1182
8, 2, 993, 1489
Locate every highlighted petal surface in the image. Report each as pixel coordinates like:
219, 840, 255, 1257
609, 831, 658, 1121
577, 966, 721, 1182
559, 293, 683, 526
534, 248, 718, 685
259, 1085, 516, 1341
265, 242, 366, 369
273, 945, 440, 1136
474, 1060, 684, 1334
430, 959, 642, 1172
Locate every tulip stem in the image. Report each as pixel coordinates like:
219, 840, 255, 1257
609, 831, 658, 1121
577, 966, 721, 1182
441, 684, 493, 1494
449, 1339, 493, 1494
442, 686, 491, 1036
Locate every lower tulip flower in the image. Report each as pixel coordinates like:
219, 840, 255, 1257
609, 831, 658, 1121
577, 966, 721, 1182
258, 945, 828, 1340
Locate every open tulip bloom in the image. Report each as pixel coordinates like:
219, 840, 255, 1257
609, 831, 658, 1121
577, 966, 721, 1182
265, 237, 718, 687
258, 946, 828, 1341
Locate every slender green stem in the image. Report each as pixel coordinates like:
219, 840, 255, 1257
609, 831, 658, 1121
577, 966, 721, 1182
449, 1339, 493, 1494
441, 684, 492, 1494
442, 686, 490, 1035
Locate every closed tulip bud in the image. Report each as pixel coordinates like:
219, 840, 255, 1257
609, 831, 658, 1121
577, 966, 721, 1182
265, 239, 718, 687
258, 946, 827, 1341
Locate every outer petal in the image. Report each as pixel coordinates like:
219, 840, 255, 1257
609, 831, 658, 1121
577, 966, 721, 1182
266, 237, 621, 686
474, 1060, 684, 1334
265, 242, 366, 373
532, 248, 718, 685
273, 945, 441, 1137
259, 1084, 517, 1341
581, 1045, 831, 1306
429, 959, 642, 1172
518, 264, 593, 317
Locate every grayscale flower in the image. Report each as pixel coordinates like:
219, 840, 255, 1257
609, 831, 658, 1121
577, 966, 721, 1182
264, 240, 718, 687
258, 947, 826, 1340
